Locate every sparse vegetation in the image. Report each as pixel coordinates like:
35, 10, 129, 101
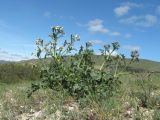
0, 26, 160, 120
0, 63, 40, 84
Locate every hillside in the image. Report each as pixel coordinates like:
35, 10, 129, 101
0, 60, 11, 64
0, 56, 159, 84
2, 56, 160, 72
93, 55, 160, 72
129, 59, 160, 72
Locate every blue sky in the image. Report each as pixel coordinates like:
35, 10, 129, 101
0, 0, 160, 61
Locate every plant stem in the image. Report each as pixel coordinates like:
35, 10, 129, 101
99, 50, 114, 71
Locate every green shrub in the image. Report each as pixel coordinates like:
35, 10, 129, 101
0, 63, 39, 84
27, 26, 139, 100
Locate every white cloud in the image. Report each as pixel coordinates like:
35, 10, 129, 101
89, 40, 103, 44
114, 2, 142, 17
76, 22, 86, 27
124, 33, 132, 39
0, 49, 32, 61
123, 45, 140, 51
119, 14, 158, 27
87, 19, 109, 33
87, 19, 121, 36
43, 11, 51, 18
114, 6, 130, 17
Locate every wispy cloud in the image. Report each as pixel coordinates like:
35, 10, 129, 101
110, 32, 121, 36
121, 2, 142, 8
114, 2, 142, 17
76, 22, 86, 27
0, 49, 32, 61
123, 45, 140, 51
89, 40, 103, 44
43, 11, 75, 22
124, 33, 132, 39
43, 11, 52, 18
119, 14, 158, 27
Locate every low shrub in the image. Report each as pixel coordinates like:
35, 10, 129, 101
27, 26, 139, 101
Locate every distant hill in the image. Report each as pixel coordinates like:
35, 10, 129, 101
18, 55, 160, 72
129, 59, 160, 72
92, 55, 160, 72
0, 56, 159, 84
0, 60, 11, 64
1, 55, 160, 72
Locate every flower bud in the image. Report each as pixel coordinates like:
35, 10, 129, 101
131, 50, 139, 61
36, 38, 43, 46
52, 26, 65, 35
104, 44, 110, 51
112, 42, 120, 50
71, 34, 80, 41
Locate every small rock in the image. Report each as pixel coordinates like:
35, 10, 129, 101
68, 106, 74, 111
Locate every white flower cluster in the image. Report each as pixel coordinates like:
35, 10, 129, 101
52, 26, 65, 34
71, 34, 80, 41
35, 38, 43, 46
